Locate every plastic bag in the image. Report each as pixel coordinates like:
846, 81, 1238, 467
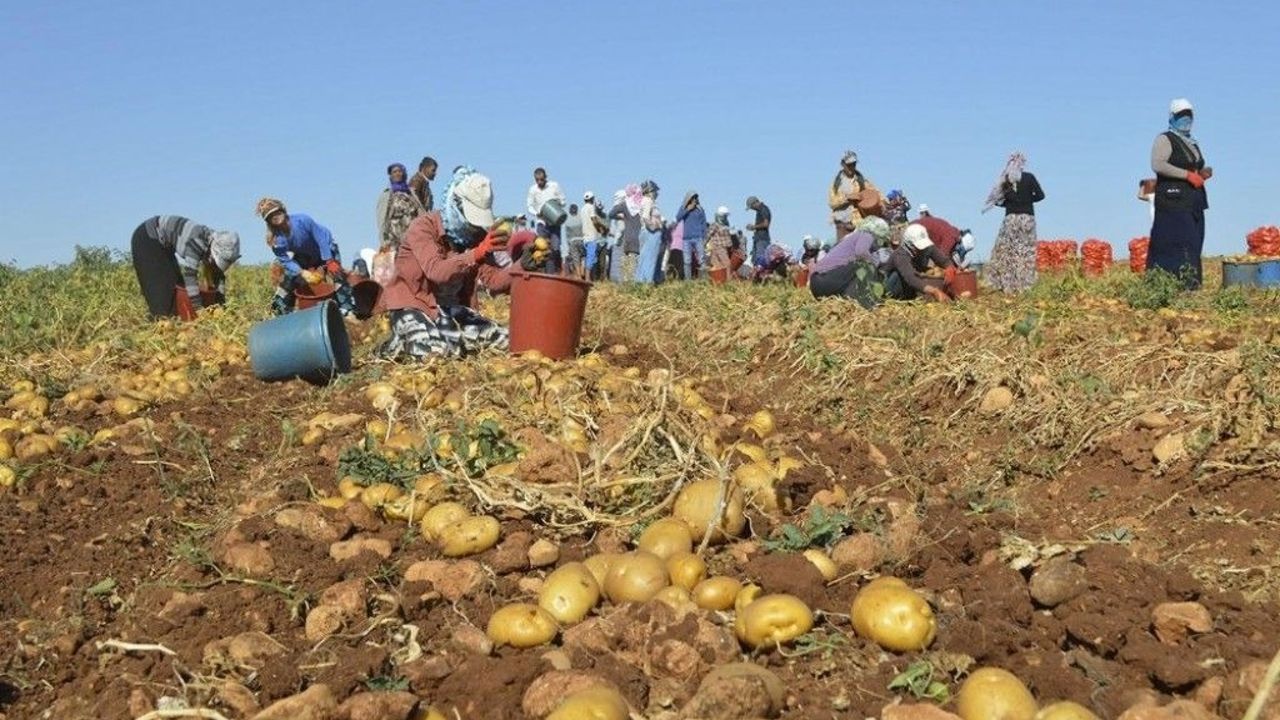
1081, 239, 1113, 277
1128, 237, 1149, 274
372, 249, 397, 286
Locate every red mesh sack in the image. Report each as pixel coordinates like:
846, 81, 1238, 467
1128, 237, 1149, 273
1035, 240, 1078, 272
1246, 226, 1280, 257
1081, 239, 1113, 277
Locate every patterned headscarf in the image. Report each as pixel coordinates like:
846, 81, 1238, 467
623, 184, 644, 215
982, 152, 1027, 213
256, 197, 286, 220
856, 215, 891, 245
441, 166, 480, 250
387, 163, 410, 194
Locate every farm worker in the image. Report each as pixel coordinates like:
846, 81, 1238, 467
705, 206, 734, 274
634, 180, 666, 284
676, 191, 708, 280
563, 204, 585, 278
608, 187, 642, 282
745, 196, 772, 268
800, 235, 821, 266
981, 151, 1045, 293
378, 167, 512, 360
914, 204, 964, 260
409, 156, 438, 212
376, 162, 426, 253
828, 150, 882, 239
882, 189, 912, 225
256, 198, 357, 317
527, 167, 567, 258
809, 216, 890, 309
882, 223, 953, 303
1147, 98, 1212, 289
130, 216, 240, 319
580, 191, 608, 281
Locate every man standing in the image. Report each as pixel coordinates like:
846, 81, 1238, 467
526, 167, 567, 249
745, 196, 772, 267
564, 204, 585, 278
828, 150, 880, 239
409, 157, 438, 212
676, 191, 707, 280
581, 191, 606, 280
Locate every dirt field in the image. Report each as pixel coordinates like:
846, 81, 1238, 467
1, 257, 1279, 720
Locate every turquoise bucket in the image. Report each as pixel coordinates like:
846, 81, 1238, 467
1256, 260, 1280, 288
1222, 261, 1259, 288
248, 300, 351, 383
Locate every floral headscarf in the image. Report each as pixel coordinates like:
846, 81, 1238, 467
856, 216, 891, 245
982, 152, 1027, 213
442, 166, 480, 250
623, 184, 644, 215
387, 163, 410, 194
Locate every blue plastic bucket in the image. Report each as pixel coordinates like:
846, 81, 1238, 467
1256, 260, 1280, 288
1222, 261, 1259, 288
249, 300, 351, 383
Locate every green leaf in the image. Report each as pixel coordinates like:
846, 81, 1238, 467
86, 577, 117, 596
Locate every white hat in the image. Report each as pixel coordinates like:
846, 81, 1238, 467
716, 205, 729, 216
918, 203, 930, 215
903, 224, 933, 251
583, 190, 595, 201
455, 173, 495, 227
209, 231, 241, 272
1170, 98, 1194, 115
959, 231, 975, 253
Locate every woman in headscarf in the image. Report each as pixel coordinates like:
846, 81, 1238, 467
379, 167, 513, 360
130, 216, 240, 319
982, 152, 1044, 293
608, 186, 643, 282
705, 206, 734, 277
634, 180, 665, 284
809, 216, 892, 309
1147, 98, 1212, 288
257, 197, 358, 316
882, 224, 954, 302
376, 162, 425, 253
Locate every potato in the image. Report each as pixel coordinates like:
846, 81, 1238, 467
359, 482, 403, 510
15, 434, 57, 461
673, 479, 747, 544
582, 553, 623, 587
316, 496, 347, 510
744, 410, 776, 439
437, 515, 501, 557
539, 562, 601, 625
0, 464, 15, 488
733, 442, 770, 464
1034, 701, 1099, 720
734, 594, 814, 649
383, 494, 430, 523
733, 462, 781, 513
486, 603, 558, 648
337, 476, 364, 500
4, 390, 37, 410
547, 686, 629, 720
412, 474, 448, 504
365, 381, 398, 410
654, 585, 693, 609
301, 427, 325, 446
850, 577, 936, 652
0, 438, 12, 461
692, 576, 743, 611
735, 583, 763, 613
666, 552, 708, 591
637, 518, 694, 560
956, 667, 1038, 720
112, 396, 142, 417
803, 549, 838, 581
603, 551, 670, 604
420, 502, 471, 542
365, 418, 389, 439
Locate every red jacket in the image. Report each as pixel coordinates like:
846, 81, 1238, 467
381, 212, 511, 318
914, 215, 961, 258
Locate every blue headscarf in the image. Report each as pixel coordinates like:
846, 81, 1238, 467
1169, 114, 1195, 142
387, 163, 410, 194
441, 165, 479, 250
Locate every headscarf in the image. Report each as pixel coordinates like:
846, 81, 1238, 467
442, 165, 481, 250
856, 216, 890, 245
1169, 115, 1196, 144
256, 197, 287, 247
623, 184, 644, 215
387, 163, 410, 194
209, 231, 241, 272
982, 152, 1027, 213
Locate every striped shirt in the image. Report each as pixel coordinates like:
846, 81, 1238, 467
145, 215, 218, 307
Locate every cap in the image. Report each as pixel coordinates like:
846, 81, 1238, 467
255, 197, 286, 220
716, 206, 729, 216
1170, 98, 1194, 115
454, 173, 495, 227
745, 196, 759, 209
903, 224, 933, 251
841, 150, 858, 166
583, 191, 595, 201
918, 203, 930, 215
209, 231, 241, 272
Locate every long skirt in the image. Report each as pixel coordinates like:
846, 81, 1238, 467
378, 306, 508, 361
634, 228, 664, 284
810, 259, 884, 309
986, 213, 1037, 293
1147, 206, 1205, 289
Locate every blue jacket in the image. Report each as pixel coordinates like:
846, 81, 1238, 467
271, 213, 335, 276
676, 205, 707, 240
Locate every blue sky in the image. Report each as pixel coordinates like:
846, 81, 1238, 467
2, 1, 1277, 267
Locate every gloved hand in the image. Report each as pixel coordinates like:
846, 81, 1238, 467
472, 228, 509, 262
325, 258, 345, 278
926, 285, 951, 303
943, 266, 958, 287
1185, 171, 1205, 189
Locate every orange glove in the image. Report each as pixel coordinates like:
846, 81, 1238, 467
943, 265, 958, 287
1185, 171, 1205, 189
325, 258, 345, 278
472, 229, 509, 262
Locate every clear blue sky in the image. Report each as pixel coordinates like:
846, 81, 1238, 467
2, 1, 1278, 267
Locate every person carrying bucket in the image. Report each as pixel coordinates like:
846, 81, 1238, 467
527, 167, 567, 262
378, 167, 513, 360
130, 215, 241, 319
257, 198, 357, 317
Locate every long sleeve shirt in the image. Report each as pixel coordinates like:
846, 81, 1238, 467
640, 197, 664, 232
1151, 134, 1204, 180
526, 181, 566, 222
408, 173, 434, 211
609, 202, 642, 253
884, 244, 951, 294
581, 204, 602, 241
145, 215, 218, 309
914, 215, 962, 258
676, 205, 708, 239
812, 230, 877, 274
380, 211, 511, 318
270, 213, 335, 276
998, 173, 1045, 216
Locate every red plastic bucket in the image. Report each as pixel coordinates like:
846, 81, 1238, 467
174, 286, 196, 321
793, 267, 810, 288
948, 270, 979, 298
509, 272, 592, 360
296, 282, 336, 310
709, 268, 728, 286
729, 249, 745, 273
